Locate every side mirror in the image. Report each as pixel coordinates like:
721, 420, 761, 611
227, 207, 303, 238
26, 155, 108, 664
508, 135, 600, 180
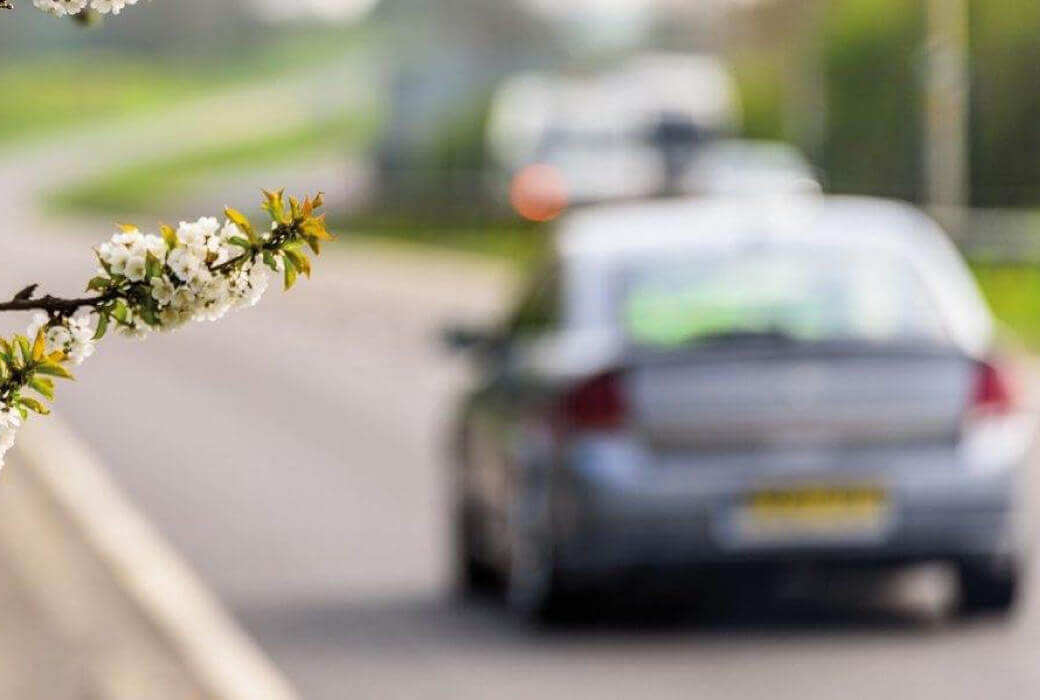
440, 323, 500, 354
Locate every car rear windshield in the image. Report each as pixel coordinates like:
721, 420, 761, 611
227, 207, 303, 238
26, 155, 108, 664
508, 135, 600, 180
620, 245, 948, 348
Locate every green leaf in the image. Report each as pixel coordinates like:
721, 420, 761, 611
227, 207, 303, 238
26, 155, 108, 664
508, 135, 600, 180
86, 276, 111, 292
262, 250, 277, 271
283, 254, 298, 291
145, 251, 162, 280
94, 250, 114, 276
19, 397, 49, 416
224, 207, 256, 243
228, 236, 253, 250
301, 215, 333, 241
16, 335, 31, 366
262, 189, 287, 224
160, 224, 178, 249
283, 249, 311, 278
29, 377, 54, 400
35, 361, 74, 381
32, 329, 45, 362
138, 306, 157, 327
112, 300, 129, 324
92, 313, 109, 341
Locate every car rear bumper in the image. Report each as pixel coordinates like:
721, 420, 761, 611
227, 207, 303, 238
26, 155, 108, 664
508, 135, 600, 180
553, 435, 1029, 575
557, 508, 1019, 575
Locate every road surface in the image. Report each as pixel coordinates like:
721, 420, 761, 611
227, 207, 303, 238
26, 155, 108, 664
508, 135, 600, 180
2, 62, 1040, 700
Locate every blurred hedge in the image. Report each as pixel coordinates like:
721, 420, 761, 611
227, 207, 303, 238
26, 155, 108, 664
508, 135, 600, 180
818, 0, 923, 201
733, 0, 1040, 208
970, 0, 1040, 207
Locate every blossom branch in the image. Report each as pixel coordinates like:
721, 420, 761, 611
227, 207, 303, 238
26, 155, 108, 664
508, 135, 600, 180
0, 189, 332, 466
12, 0, 148, 17
0, 221, 298, 316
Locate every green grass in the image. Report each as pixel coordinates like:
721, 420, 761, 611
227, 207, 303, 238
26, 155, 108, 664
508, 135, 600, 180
0, 56, 205, 142
51, 113, 375, 215
335, 214, 549, 266
971, 262, 1040, 346
0, 29, 367, 144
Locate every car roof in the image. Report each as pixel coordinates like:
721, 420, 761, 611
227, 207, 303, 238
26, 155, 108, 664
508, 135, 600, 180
554, 195, 994, 356
556, 195, 941, 260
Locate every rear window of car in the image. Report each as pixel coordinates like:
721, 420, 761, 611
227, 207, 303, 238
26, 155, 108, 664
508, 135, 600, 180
620, 245, 948, 348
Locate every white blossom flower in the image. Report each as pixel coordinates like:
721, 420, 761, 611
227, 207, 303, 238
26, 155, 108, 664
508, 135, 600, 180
23, 308, 98, 365
159, 306, 188, 330
117, 314, 150, 340
166, 247, 200, 283
124, 255, 147, 283
33, 0, 88, 15
35, 0, 145, 18
143, 234, 168, 262
89, 0, 136, 14
45, 326, 72, 354
176, 218, 218, 258
99, 241, 129, 275
26, 312, 49, 340
170, 286, 196, 312
150, 276, 175, 306
114, 228, 142, 247
66, 308, 98, 365
0, 408, 21, 467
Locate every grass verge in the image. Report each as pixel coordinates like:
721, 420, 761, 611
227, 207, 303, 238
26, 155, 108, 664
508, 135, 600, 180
0, 55, 205, 143
0, 29, 367, 145
334, 215, 548, 266
51, 113, 375, 215
970, 263, 1040, 347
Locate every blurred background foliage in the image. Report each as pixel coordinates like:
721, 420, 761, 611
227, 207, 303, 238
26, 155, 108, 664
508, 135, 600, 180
969, 0, 1040, 207
818, 0, 923, 201
745, 0, 1040, 207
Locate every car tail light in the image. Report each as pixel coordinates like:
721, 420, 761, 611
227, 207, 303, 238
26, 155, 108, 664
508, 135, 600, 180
970, 360, 1016, 418
558, 371, 627, 431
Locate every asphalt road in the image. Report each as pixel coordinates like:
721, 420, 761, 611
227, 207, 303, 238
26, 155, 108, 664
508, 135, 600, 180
3, 68, 1040, 699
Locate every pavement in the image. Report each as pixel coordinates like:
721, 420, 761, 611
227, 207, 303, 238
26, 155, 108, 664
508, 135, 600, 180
3, 52, 1040, 700
0, 451, 204, 699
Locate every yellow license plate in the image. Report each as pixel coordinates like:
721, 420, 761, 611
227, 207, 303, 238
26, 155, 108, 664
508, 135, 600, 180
735, 486, 889, 541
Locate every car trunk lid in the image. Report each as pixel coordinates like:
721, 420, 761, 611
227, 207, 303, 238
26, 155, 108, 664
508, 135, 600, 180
625, 344, 974, 452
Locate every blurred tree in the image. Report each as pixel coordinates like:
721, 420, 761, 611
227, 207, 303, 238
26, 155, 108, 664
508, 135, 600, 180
819, 0, 923, 200
740, 0, 1040, 209
969, 0, 1040, 207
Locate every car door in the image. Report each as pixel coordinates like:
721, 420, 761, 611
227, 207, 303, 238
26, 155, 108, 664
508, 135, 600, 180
466, 263, 563, 565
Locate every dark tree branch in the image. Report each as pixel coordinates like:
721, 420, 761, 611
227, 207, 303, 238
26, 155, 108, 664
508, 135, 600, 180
0, 291, 120, 316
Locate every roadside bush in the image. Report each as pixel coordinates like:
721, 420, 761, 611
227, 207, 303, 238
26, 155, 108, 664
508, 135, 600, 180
819, 0, 923, 200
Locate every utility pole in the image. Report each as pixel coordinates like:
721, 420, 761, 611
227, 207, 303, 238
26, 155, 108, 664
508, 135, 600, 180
923, 0, 970, 221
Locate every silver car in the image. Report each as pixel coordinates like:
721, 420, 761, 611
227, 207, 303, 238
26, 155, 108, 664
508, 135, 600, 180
446, 196, 1034, 619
